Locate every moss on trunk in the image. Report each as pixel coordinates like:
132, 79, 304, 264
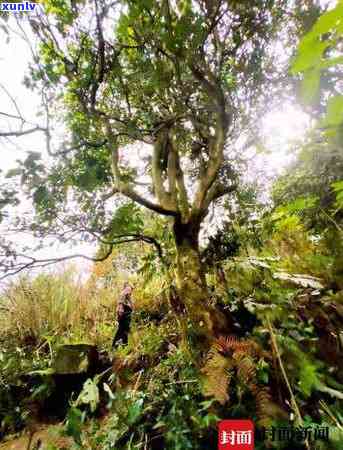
173, 219, 227, 338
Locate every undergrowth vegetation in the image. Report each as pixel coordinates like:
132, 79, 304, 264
0, 197, 342, 449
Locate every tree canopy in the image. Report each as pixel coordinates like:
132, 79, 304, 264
0, 0, 337, 334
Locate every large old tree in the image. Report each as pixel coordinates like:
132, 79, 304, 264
0, 0, 320, 332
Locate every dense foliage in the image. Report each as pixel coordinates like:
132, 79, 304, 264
0, 0, 324, 335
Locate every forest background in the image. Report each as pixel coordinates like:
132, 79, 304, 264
0, 0, 342, 449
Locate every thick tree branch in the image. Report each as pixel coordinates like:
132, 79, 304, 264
203, 181, 237, 211
189, 63, 231, 215
90, 0, 106, 111
167, 136, 177, 205
108, 123, 177, 217
171, 135, 190, 222
112, 185, 177, 216
152, 128, 177, 211
98, 233, 163, 259
152, 128, 168, 204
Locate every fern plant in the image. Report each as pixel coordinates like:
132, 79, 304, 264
202, 335, 275, 426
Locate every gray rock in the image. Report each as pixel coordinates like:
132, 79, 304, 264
52, 344, 98, 375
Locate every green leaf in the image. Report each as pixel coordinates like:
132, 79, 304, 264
76, 378, 100, 413
33, 186, 49, 206
311, 1, 343, 36
277, 196, 319, 215
127, 398, 144, 425
300, 68, 320, 103
323, 95, 343, 127
65, 407, 84, 445
318, 55, 343, 70
291, 1, 343, 77
332, 180, 343, 193
332, 180, 343, 209
291, 36, 329, 73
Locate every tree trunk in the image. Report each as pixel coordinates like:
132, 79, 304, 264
174, 220, 205, 302
173, 218, 227, 337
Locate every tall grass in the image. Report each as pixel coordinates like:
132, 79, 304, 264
0, 246, 171, 352
0, 268, 117, 349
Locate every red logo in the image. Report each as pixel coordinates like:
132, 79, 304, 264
218, 420, 254, 450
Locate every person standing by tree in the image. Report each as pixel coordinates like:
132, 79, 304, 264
112, 282, 134, 349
